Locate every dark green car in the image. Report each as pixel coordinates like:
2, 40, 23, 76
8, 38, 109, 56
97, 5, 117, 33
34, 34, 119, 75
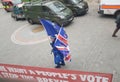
23, 0, 74, 26
57, 0, 89, 16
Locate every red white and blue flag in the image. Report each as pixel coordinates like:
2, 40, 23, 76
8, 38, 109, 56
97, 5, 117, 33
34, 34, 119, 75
57, 27, 68, 46
54, 28, 71, 61
40, 19, 71, 62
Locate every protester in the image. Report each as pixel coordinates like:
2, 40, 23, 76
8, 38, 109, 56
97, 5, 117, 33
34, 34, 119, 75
40, 19, 70, 68
112, 14, 120, 37
50, 36, 65, 68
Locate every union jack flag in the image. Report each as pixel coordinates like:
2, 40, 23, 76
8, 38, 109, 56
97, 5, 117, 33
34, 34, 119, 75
54, 28, 71, 61
57, 27, 68, 46
40, 19, 71, 62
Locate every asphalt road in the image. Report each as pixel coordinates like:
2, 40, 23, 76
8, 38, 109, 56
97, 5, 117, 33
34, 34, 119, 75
0, 2, 120, 82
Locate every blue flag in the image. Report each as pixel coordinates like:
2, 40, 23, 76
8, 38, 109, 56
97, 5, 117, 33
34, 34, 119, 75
40, 19, 60, 37
40, 19, 71, 61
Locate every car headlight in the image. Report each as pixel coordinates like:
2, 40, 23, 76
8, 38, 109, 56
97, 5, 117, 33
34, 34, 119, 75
57, 15, 65, 19
79, 2, 85, 6
74, 6, 81, 10
78, 5, 83, 8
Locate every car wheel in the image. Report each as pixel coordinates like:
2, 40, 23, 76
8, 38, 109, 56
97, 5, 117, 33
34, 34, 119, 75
15, 16, 18, 21
5, 9, 9, 12
73, 12, 78, 17
28, 18, 34, 24
11, 13, 14, 18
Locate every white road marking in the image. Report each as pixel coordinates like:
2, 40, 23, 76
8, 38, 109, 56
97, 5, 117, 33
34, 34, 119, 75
11, 24, 48, 45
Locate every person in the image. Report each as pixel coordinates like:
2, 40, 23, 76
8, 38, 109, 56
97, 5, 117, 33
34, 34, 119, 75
112, 14, 120, 37
50, 36, 65, 68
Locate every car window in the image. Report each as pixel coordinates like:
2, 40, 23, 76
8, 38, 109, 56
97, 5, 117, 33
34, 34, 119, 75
48, 1, 66, 13
2, 2, 8, 5
42, 6, 52, 15
42, 6, 50, 12
12, 0, 22, 5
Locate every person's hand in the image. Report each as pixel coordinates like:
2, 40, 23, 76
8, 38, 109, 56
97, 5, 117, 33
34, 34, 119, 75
65, 54, 71, 61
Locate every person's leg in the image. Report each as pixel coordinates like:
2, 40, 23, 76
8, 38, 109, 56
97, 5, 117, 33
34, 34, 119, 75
112, 27, 120, 37
55, 64, 61, 68
60, 54, 65, 66
61, 60, 65, 66
54, 54, 61, 68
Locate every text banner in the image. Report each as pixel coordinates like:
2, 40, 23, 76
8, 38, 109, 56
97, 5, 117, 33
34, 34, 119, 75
0, 63, 113, 82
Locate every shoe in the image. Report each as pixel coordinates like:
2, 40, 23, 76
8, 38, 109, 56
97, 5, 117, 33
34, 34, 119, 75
55, 65, 61, 68
60, 63, 65, 66
112, 35, 117, 37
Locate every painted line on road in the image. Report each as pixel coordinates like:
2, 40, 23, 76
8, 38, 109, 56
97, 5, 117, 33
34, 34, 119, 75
11, 24, 48, 45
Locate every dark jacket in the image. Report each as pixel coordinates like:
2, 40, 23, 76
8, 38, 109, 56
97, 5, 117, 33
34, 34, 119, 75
115, 15, 120, 28
116, 15, 120, 25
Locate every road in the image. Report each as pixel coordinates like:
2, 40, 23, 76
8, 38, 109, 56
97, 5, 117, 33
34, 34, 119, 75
0, 2, 120, 82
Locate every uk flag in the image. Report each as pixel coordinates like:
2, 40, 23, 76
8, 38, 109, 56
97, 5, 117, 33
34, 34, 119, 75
54, 28, 71, 61
57, 27, 68, 46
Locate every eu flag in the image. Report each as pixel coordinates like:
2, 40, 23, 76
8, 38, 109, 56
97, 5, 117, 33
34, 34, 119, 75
40, 19, 60, 37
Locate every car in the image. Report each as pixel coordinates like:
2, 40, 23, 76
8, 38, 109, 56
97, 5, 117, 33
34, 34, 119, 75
1, 0, 22, 12
23, 0, 74, 26
11, 3, 25, 21
56, 0, 89, 16
1, 0, 13, 12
